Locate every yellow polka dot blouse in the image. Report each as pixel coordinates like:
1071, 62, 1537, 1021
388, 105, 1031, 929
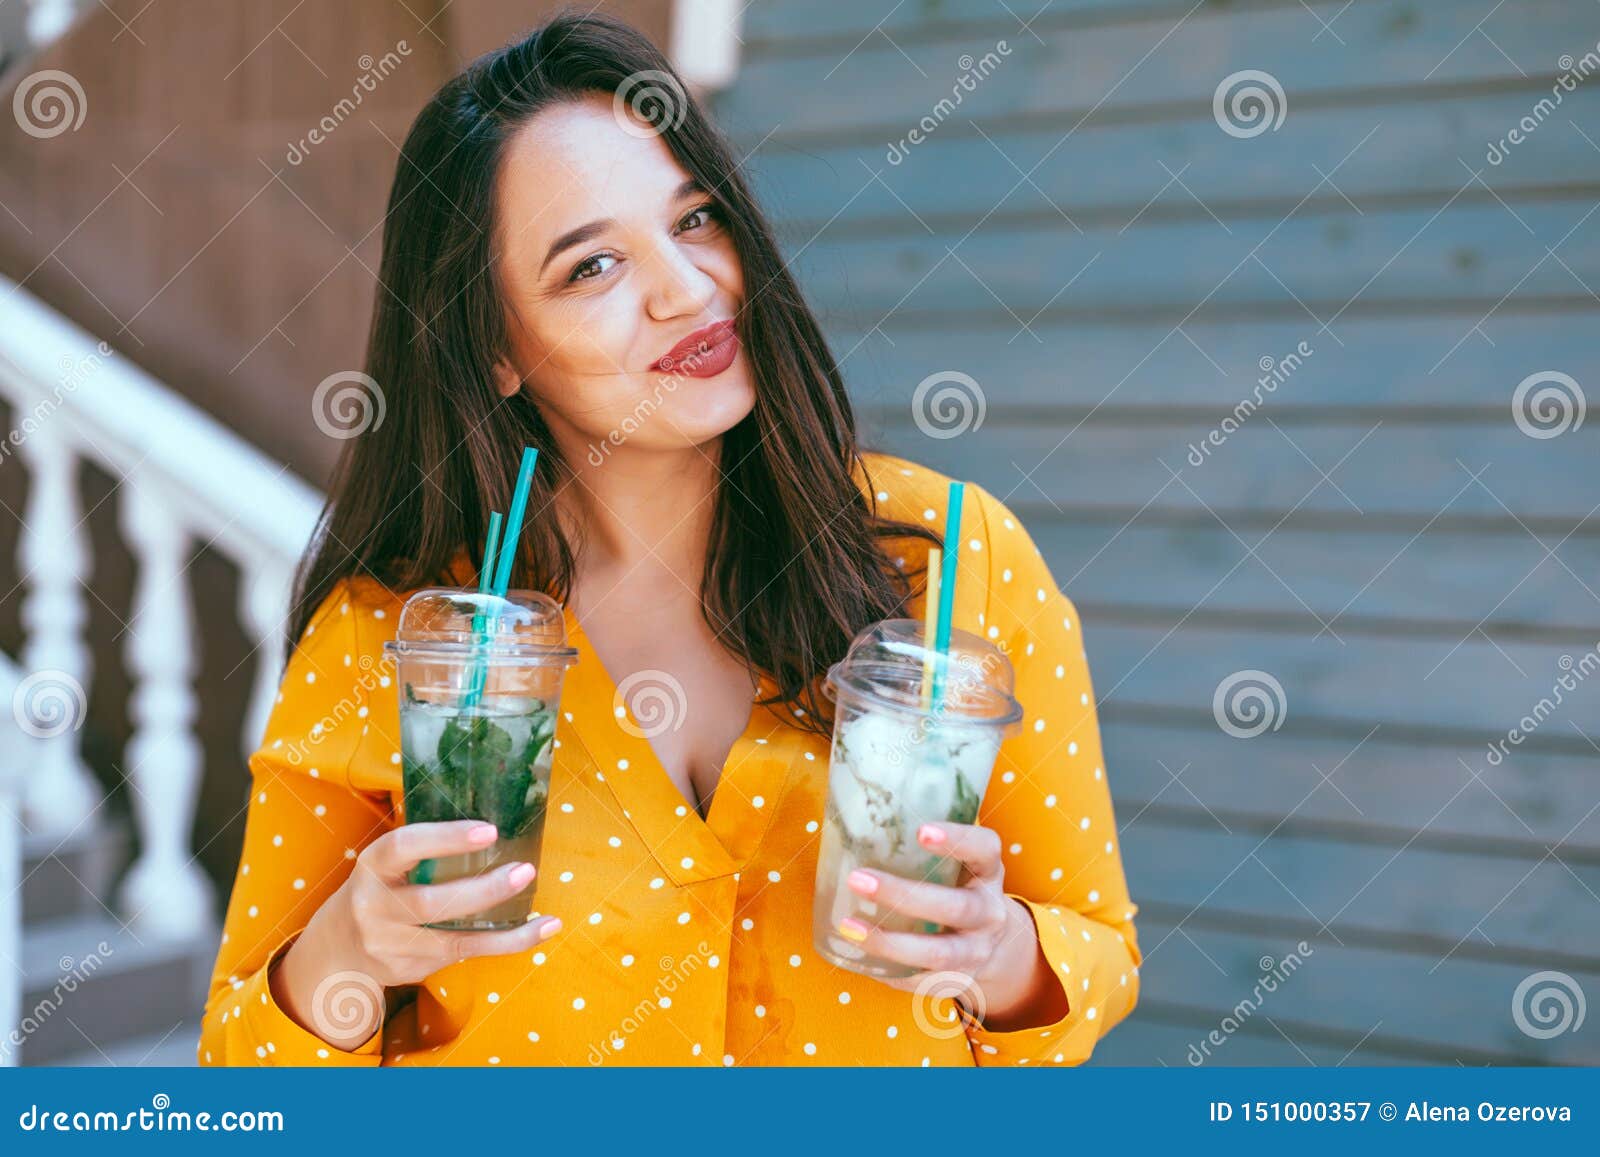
199, 452, 1141, 1066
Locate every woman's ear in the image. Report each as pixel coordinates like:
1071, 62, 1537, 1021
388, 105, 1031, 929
492, 359, 524, 398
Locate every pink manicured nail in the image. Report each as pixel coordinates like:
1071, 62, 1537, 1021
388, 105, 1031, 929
468, 823, 499, 844
838, 917, 871, 943
539, 917, 563, 939
847, 869, 878, 896
506, 862, 535, 889
918, 824, 947, 846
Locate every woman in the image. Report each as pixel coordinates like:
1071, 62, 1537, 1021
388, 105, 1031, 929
199, 11, 1139, 1067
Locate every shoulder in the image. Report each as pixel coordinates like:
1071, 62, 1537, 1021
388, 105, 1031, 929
855, 450, 1042, 563
291, 573, 405, 672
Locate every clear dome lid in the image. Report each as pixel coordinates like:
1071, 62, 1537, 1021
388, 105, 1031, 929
825, 618, 1023, 728
381, 587, 577, 666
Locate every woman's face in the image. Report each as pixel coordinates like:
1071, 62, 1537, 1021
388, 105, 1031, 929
491, 93, 755, 461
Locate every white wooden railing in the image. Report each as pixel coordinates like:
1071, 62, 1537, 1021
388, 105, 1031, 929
0, 275, 323, 957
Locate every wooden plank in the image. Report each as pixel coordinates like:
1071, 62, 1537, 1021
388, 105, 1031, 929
784, 199, 1600, 320
877, 422, 1600, 524
838, 312, 1584, 411
747, 88, 1600, 229
1022, 522, 1600, 634
725, 0, 1580, 139
1086, 1012, 1391, 1066
1116, 823, 1600, 965
1101, 722, 1600, 855
746, 0, 1163, 46
1120, 918, 1600, 1064
1083, 623, 1600, 745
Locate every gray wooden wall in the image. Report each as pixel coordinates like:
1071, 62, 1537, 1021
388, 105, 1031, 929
718, 0, 1600, 1065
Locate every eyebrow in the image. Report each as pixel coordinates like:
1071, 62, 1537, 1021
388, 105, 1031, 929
538, 178, 706, 276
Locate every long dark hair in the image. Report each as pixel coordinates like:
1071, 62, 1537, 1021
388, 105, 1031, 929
287, 9, 938, 732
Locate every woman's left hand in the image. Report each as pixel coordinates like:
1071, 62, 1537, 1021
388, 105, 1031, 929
838, 820, 1053, 1024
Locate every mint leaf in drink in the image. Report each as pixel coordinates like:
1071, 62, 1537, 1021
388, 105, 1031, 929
402, 753, 459, 825
947, 770, 981, 826
460, 716, 521, 835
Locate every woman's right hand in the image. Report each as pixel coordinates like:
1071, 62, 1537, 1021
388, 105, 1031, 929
269, 819, 563, 1049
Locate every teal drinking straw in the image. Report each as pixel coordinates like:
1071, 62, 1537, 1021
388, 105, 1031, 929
929, 480, 965, 711
465, 447, 541, 708
491, 446, 540, 598
461, 512, 504, 711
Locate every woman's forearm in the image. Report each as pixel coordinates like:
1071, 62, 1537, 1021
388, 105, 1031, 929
267, 895, 385, 1050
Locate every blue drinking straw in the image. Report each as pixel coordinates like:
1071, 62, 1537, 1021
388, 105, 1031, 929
466, 447, 541, 707
930, 480, 965, 711
461, 511, 503, 711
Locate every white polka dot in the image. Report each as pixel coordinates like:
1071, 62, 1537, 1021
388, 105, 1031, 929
1033, 719, 1045, 733
532, 952, 546, 965
923, 508, 937, 521
1068, 742, 1078, 756
887, 1025, 898, 1038
1080, 816, 1091, 830
838, 991, 851, 1004
681, 856, 694, 869
741, 918, 754, 931
608, 836, 622, 848
767, 870, 781, 883
803, 1042, 816, 1055
292, 878, 305, 890
486, 991, 500, 1003
572, 997, 585, 1010
1044, 794, 1057, 808
677, 911, 691, 924
968, 538, 981, 552
752, 795, 765, 808
649, 877, 665, 889
588, 912, 602, 925
621, 954, 635, 966
789, 954, 802, 967
559, 871, 574, 883
1008, 842, 1022, 855
1002, 568, 1013, 583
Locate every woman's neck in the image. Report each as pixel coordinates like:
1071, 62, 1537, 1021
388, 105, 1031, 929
554, 440, 723, 611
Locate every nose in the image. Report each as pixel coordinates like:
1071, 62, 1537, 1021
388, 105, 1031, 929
642, 235, 717, 322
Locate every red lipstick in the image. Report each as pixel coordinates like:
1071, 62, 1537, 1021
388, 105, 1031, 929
651, 319, 739, 377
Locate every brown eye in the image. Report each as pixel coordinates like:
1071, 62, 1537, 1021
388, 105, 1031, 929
569, 253, 617, 282
677, 203, 719, 232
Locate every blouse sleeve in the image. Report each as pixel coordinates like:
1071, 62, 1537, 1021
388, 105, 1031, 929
197, 579, 398, 1067
954, 483, 1142, 1066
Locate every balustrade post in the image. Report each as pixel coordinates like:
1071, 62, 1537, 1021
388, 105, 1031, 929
114, 481, 212, 940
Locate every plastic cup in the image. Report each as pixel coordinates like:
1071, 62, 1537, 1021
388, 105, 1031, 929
381, 587, 577, 931
811, 619, 1024, 978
